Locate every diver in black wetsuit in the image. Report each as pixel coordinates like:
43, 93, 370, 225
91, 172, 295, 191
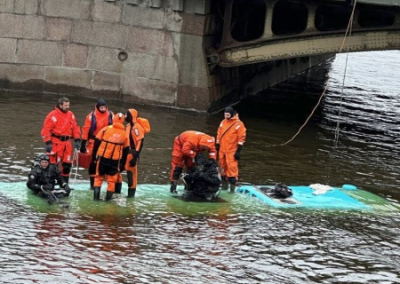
27, 154, 71, 204
182, 159, 221, 201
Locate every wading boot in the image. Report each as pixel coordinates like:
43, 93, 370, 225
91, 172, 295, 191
89, 177, 94, 190
221, 179, 228, 190
63, 176, 69, 184
105, 191, 113, 201
114, 183, 122, 194
127, 188, 136, 198
170, 181, 177, 194
229, 183, 236, 194
93, 187, 101, 200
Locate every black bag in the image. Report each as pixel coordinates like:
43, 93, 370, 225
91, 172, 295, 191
273, 183, 293, 198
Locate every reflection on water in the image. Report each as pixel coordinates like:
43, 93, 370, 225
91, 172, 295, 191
1, 51, 400, 283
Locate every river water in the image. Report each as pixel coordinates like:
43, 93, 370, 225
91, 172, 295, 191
1, 51, 400, 283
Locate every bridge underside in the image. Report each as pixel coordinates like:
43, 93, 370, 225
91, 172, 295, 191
213, 0, 400, 67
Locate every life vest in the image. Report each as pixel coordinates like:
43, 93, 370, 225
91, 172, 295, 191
96, 124, 129, 160
89, 110, 113, 138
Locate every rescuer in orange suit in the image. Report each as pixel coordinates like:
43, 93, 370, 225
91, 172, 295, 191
170, 131, 217, 194
216, 106, 246, 193
41, 97, 81, 183
91, 113, 129, 201
124, 109, 147, 198
80, 99, 114, 189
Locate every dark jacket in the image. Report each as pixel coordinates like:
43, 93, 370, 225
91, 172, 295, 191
183, 160, 221, 200
27, 165, 65, 197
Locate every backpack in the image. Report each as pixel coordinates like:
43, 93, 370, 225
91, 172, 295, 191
137, 117, 151, 134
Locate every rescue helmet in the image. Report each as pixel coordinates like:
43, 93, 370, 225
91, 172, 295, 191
113, 112, 125, 124
38, 154, 50, 162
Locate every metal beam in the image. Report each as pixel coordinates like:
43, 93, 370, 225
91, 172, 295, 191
218, 31, 400, 67
357, 0, 400, 6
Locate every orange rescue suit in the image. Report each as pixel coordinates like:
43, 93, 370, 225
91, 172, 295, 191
92, 123, 129, 192
170, 130, 217, 181
125, 109, 146, 190
216, 113, 246, 180
81, 106, 113, 155
41, 106, 81, 177
81, 106, 113, 178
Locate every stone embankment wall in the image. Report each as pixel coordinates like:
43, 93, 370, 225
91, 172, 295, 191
0, 0, 215, 110
0, 0, 332, 112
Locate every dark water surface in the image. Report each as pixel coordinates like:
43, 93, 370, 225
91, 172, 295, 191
1, 51, 400, 283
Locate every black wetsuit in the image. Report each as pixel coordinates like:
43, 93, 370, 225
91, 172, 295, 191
27, 164, 70, 202
183, 160, 221, 201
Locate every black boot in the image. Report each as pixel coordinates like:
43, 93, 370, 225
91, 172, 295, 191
170, 181, 177, 194
127, 188, 136, 198
89, 177, 94, 190
221, 179, 228, 190
229, 183, 236, 193
93, 187, 101, 200
105, 191, 113, 201
63, 176, 69, 184
114, 183, 122, 194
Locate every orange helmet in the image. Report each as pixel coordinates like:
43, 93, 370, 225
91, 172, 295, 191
113, 112, 125, 124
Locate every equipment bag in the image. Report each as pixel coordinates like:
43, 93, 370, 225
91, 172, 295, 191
78, 152, 91, 169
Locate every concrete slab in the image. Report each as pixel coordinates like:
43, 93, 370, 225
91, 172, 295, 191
0, 38, 17, 63
0, 14, 45, 40
122, 4, 165, 30
41, 0, 90, 20
44, 67, 92, 95
17, 40, 63, 66
93, 71, 121, 91
46, 18, 72, 41
64, 44, 88, 68
71, 20, 129, 49
93, 0, 122, 23
15, 0, 39, 15
127, 27, 174, 57
0, 63, 45, 91
88, 46, 123, 73
122, 52, 156, 79
177, 85, 209, 110
0, 0, 14, 13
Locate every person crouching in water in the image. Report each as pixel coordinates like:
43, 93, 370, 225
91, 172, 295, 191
27, 154, 72, 204
182, 159, 221, 201
91, 113, 129, 201
170, 130, 217, 194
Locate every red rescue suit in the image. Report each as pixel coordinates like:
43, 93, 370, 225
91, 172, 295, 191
41, 106, 81, 178
216, 113, 246, 181
81, 106, 113, 155
81, 105, 113, 177
170, 131, 217, 182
